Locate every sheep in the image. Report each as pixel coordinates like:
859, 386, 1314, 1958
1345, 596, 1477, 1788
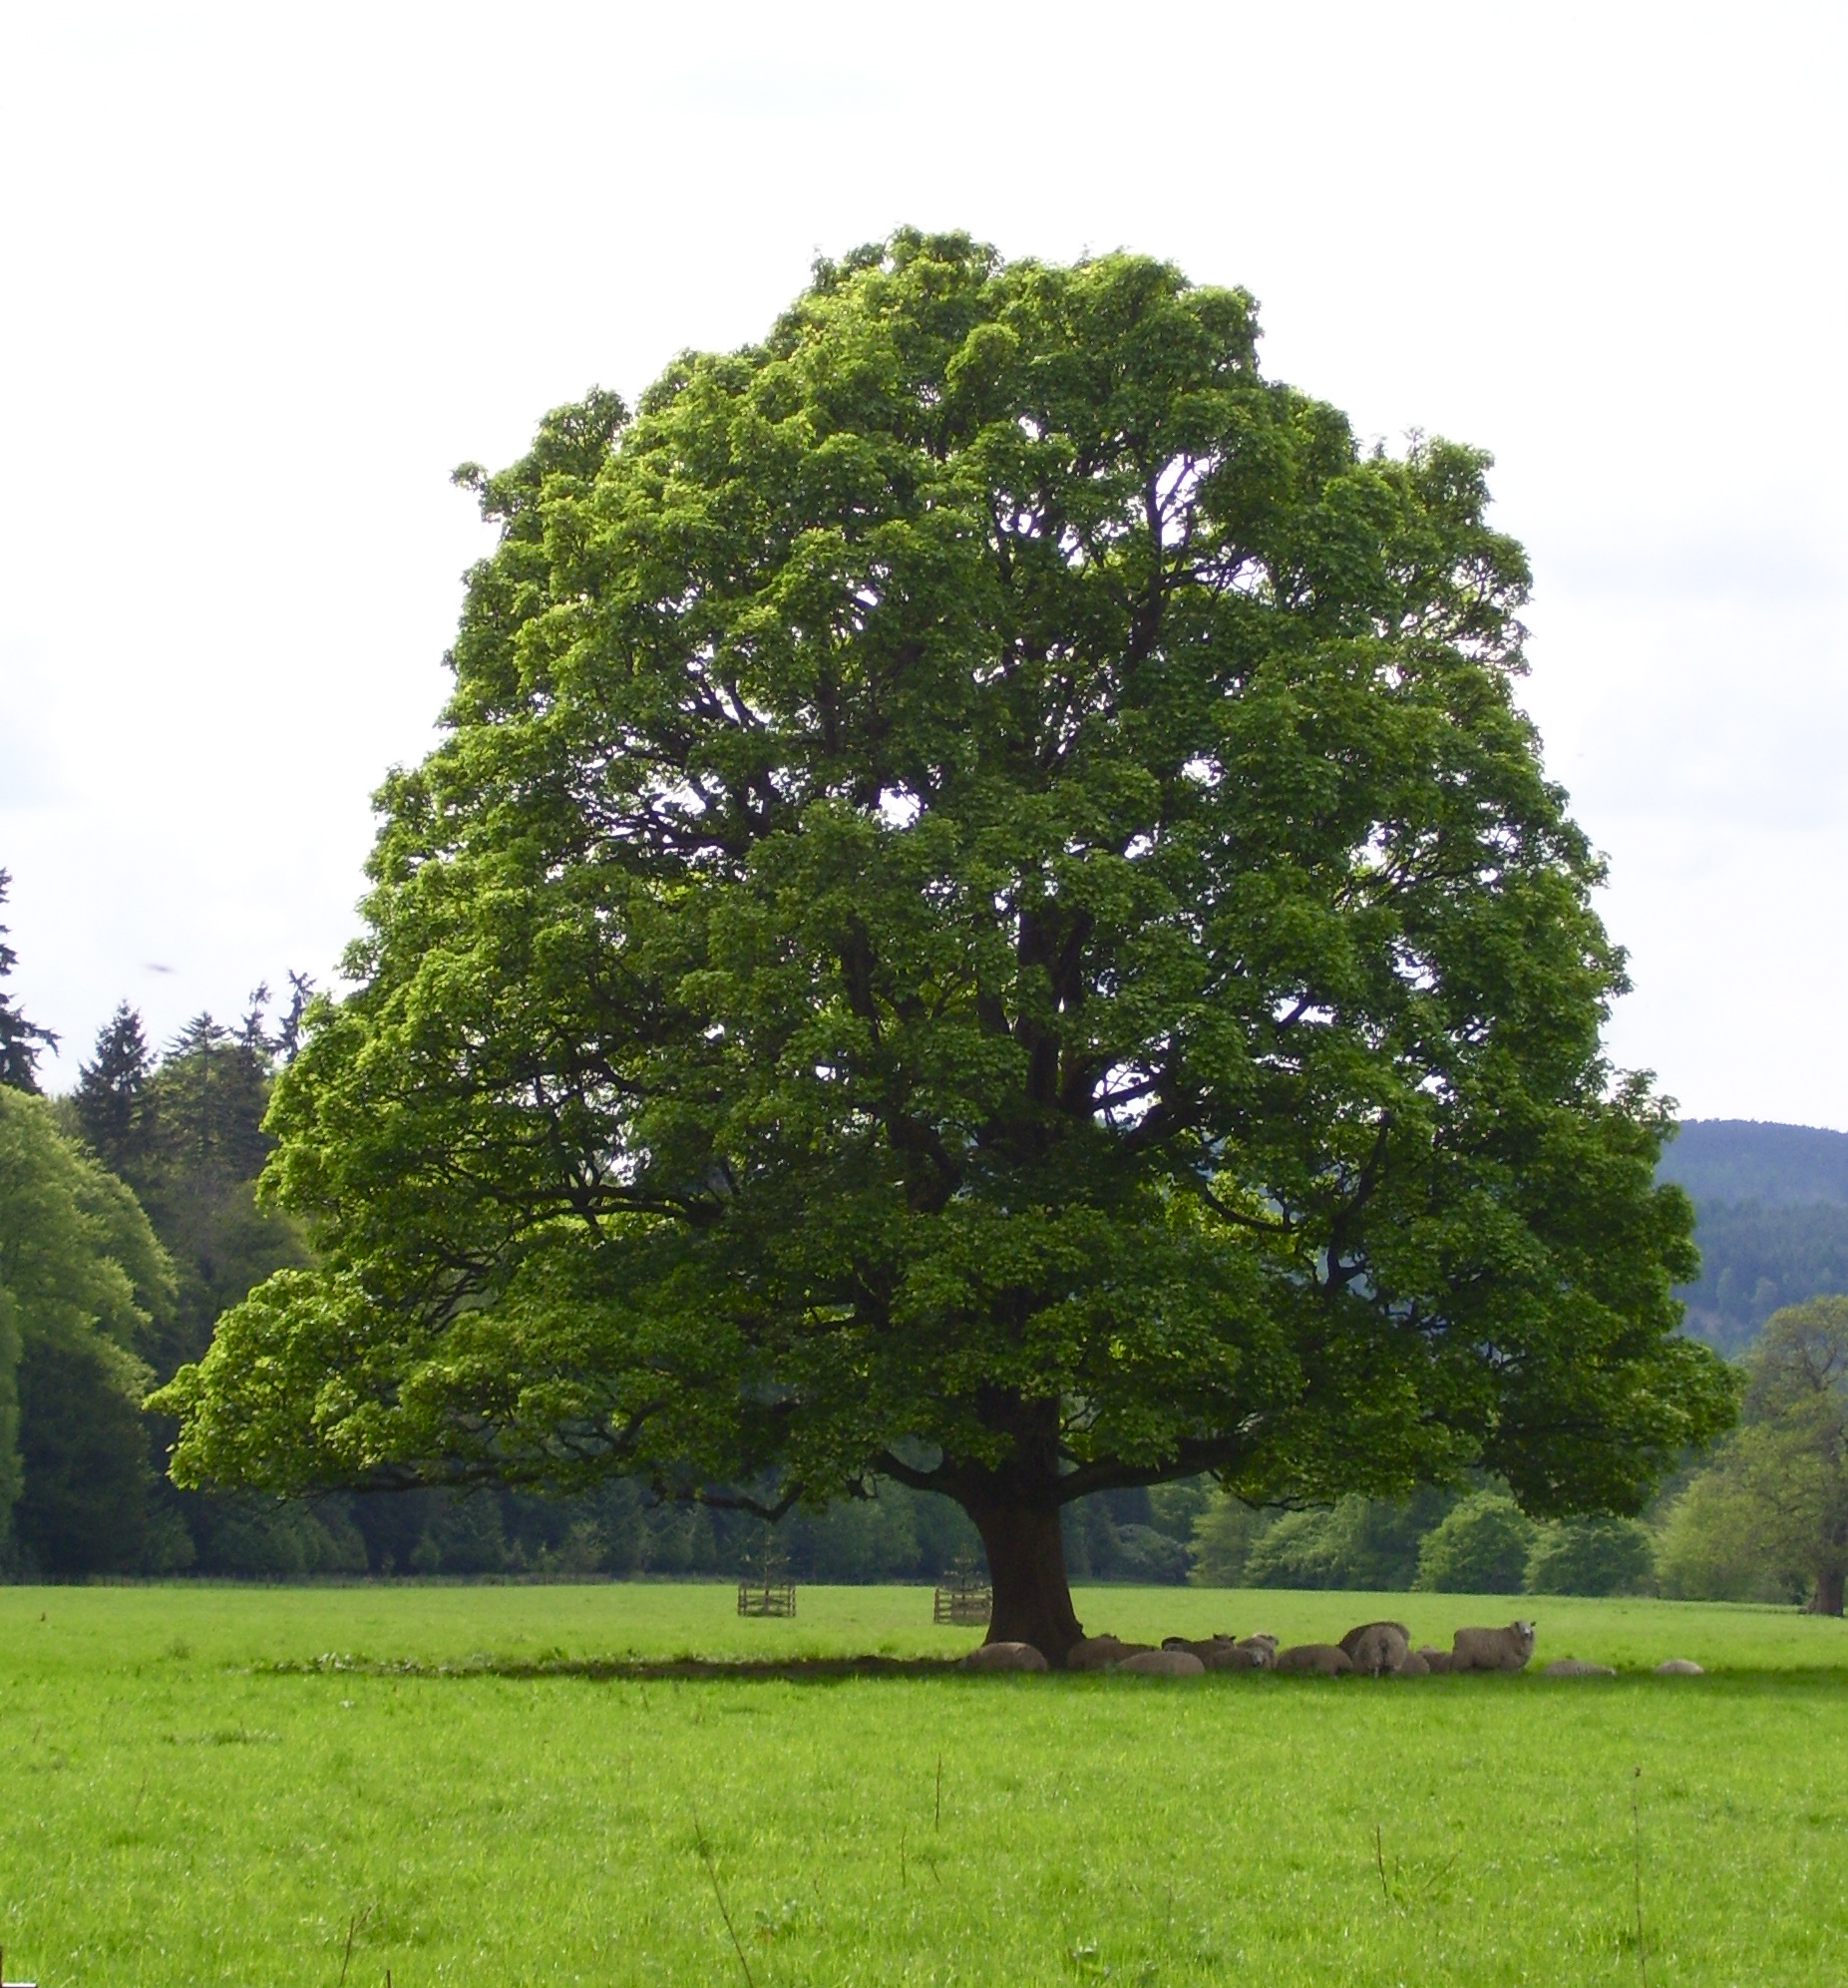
1339, 1621, 1412, 1676
1117, 1648, 1206, 1677
1067, 1634, 1152, 1672
1276, 1642, 1353, 1676
1450, 1621, 1536, 1673
1413, 1645, 1452, 1673
1655, 1658, 1704, 1675
1163, 1635, 1244, 1668
1541, 1658, 1614, 1678
960, 1640, 1048, 1672
1234, 1634, 1279, 1670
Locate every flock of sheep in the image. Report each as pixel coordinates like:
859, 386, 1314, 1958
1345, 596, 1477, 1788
961, 1620, 1705, 1677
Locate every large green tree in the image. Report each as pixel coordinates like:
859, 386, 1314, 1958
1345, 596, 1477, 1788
157, 232, 1732, 1661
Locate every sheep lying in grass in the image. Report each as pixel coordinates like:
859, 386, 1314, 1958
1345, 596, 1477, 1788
960, 1641, 1048, 1672
1276, 1642, 1353, 1676
1339, 1621, 1412, 1676
958, 1616, 1674, 1681
1119, 1648, 1205, 1677
1067, 1634, 1153, 1671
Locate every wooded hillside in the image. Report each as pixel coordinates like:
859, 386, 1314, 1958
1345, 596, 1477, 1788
1665, 1121, 1848, 1353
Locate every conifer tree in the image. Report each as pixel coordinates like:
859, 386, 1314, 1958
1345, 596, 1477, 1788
74, 1002, 155, 1176
0, 871, 57, 1093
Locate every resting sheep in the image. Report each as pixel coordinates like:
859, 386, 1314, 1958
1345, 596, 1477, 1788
960, 1640, 1048, 1672
1163, 1635, 1248, 1669
1339, 1621, 1412, 1676
1067, 1634, 1151, 1672
1118, 1648, 1205, 1677
1541, 1658, 1614, 1678
1450, 1621, 1536, 1673
1277, 1642, 1353, 1676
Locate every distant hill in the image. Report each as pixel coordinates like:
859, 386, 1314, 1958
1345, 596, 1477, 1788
1659, 1119, 1848, 1206
1659, 1121, 1848, 1355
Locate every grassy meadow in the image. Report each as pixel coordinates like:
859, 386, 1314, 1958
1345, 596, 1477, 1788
3, 1582, 1845, 1986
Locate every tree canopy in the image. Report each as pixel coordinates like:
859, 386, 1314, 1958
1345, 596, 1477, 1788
155, 231, 1734, 1659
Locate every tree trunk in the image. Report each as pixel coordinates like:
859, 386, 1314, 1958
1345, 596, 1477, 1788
967, 1498, 1084, 1667
1806, 1566, 1845, 1616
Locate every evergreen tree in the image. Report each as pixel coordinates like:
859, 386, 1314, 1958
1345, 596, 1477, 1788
0, 870, 57, 1093
73, 1002, 155, 1176
154, 1010, 276, 1189
135, 1003, 306, 1381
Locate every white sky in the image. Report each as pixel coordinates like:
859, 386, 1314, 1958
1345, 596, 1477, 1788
2, 0, 1843, 1125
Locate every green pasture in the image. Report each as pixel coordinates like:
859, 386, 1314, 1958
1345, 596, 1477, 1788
3, 1583, 1845, 1986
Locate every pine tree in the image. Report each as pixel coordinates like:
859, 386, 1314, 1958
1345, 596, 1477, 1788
74, 1002, 155, 1176
156, 1008, 274, 1186
135, 1002, 306, 1380
0, 870, 57, 1093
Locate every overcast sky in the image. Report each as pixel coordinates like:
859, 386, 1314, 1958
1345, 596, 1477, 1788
2, 0, 1843, 1126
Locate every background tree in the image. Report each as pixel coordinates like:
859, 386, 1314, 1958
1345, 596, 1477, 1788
156, 232, 1734, 1661
1524, 1513, 1654, 1595
1241, 1488, 1456, 1591
124, 1003, 309, 1381
1657, 1297, 1848, 1613
0, 870, 57, 1092
73, 1001, 155, 1177
1413, 1491, 1538, 1593
0, 1086, 176, 1573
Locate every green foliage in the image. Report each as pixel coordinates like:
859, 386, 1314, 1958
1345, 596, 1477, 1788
1677, 1200, 1848, 1355
126, 1009, 309, 1382
1524, 1515, 1655, 1596
1063, 1486, 1197, 1582
0, 1086, 175, 1570
157, 234, 1729, 1613
1188, 1496, 1266, 1586
0, 999, 312, 1578
14, 1332, 171, 1575
1414, 1491, 1538, 1593
1243, 1489, 1457, 1591
1655, 1467, 1796, 1603
1654, 1296, 1848, 1610
72, 1000, 155, 1177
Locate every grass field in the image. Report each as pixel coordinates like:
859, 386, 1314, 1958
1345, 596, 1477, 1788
3, 1583, 1846, 1986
